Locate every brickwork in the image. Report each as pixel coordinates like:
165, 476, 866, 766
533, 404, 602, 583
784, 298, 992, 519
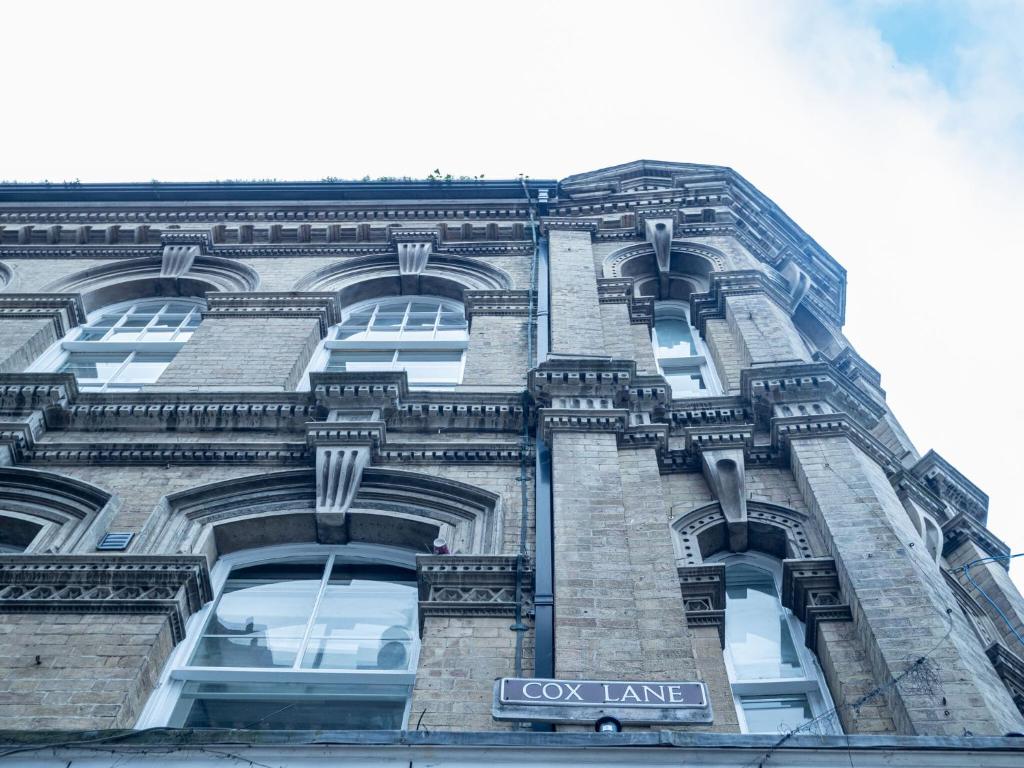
815, 620, 897, 734
0, 612, 173, 730
703, 317, 743, 394
689, 625, 741, 732
600, 303, 635, 362
549, 230, 605, 357
946, 540, 1024, 650
790, 436, 1024, 735
153, 316, 320, 391
462, 315, 529, 387
0, 317, 59, 374
725, 293, 809, 366
410, 617, 531, 731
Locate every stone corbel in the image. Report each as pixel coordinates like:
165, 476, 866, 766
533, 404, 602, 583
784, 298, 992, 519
781, 558, 852, 653
308, 421, 383, 544
391, 229, 439, 295
700, 448, 748, 551
777, 251, 812, 313
644, 217, 674, 299
160, 231, 211, 278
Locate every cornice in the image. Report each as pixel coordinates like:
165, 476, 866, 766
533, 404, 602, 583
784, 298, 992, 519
690, 269, 796, 334
529, 358, 635, 403
538, 407, 630, 441
539, 217, 600, 235
205, 292, 342, 336
942, 513, 1010, 566
780, 557, 852, 654
0, 293, 86, 337
771, 412, 903, 475
24, 441, 311, 466
595, 278, 654, 326
678, 563, 726, 646
986, 642, 1024, 716
464, 289, 533, 317
417, 554, 528, 619
0, 555, 211, 642
911, 450, 989, 524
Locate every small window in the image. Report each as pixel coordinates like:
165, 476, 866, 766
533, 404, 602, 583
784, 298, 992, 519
652, 302, 721, 397
713, 552, 839, 735
302, 296, 467, 389
138, 547, 419, 731
27, 298, 204, 391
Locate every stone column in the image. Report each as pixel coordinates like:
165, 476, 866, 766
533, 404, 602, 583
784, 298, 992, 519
789, 435, 1024, 735
548, 228, 606, 357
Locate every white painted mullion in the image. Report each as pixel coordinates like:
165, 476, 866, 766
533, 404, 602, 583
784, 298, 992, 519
295, 555, 335, 670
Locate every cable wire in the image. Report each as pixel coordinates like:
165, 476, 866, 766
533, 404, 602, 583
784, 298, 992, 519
952, 552, 1024, 650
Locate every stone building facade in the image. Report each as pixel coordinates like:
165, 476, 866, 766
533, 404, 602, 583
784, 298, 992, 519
1, 160, 1023, 765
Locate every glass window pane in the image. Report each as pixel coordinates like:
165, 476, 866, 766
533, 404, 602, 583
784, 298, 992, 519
76, 328, 111, 341
396, 350, 462, 383
375, 299, 409, 313
404, 313, 438, 330
438, 311, 466, 327
725, 563, 803, 680
741, 695, 813, 734
335, 325, 370, 341
111, 352, 174, 384
655, 318, 697, 356
302, 563, 416, 671
59, 352, 128, 383
162, 301, 197, 314
371, 313, 405, 330
179, 685, 406, 730
665, 371, 706, 394
325, 350, 395, 373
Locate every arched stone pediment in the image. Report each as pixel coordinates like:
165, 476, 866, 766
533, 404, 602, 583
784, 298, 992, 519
42, 256, 259, 311
139, 467, 502, 560
603, 241, 726, 283
0, 467, 113, 553
671, 499, 823, 566
292, 254, 512, 303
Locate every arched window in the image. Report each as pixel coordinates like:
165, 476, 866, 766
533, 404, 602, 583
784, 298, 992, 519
711, 551, 838, 734
652, 301, 720, 397
138, 544, 419, 730
28, 298, 204, 391
0, 513, 41, 553
302, 296, 467, 389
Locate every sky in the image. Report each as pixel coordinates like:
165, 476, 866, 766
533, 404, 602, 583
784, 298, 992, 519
1, 1, 1023, 583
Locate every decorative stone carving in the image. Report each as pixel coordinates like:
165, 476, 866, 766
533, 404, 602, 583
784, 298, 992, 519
464, 290, 533, 318
417, 554, 527, 620
942, 512, 1011, 566
0, 555, 211, 642
397, 241, 431, 293
700, 448, 748, 552
781, 558, 852, 653
159, 228, 208, 279
677, 563, 726, 646
644, 217, 674, 298
912, 450, 989, 524
777, 253, 812, 313
308, 421, 382, 542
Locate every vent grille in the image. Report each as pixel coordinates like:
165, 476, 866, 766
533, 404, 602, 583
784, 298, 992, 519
96, 532, 133, 551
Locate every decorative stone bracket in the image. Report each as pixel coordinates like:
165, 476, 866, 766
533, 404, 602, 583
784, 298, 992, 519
781, 558, 852, 653
700, 448, 748, 552
160, 230, 211, 278
308, 422, 383, 544
416, 554, 528, 625
776, 251, 813, 313
644, 217, 674, 299
0, 555, 211, 642
678, 563, 726, 646
391, 228, 439, 295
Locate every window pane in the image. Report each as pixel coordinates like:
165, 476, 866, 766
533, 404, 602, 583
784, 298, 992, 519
372, 313, 405, 330
302, 563, 416, 671
325, 350, 395, 373
76, 328, 111, 341
179, 685, 406, 730
335, 325, 370, 341
409, 301, 440, 313
111, 352, 174, 384
396, 349, 462, 383
59, 352, 128, 383
404, 312, 438, 330
655, 318, 697, 356
741, 695, 813, 734
665, 371, 706, 394
191, 561, 325, 668
725, 563, 803, 680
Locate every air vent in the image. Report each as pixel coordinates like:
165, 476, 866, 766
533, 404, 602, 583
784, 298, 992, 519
96, 532, 133, 551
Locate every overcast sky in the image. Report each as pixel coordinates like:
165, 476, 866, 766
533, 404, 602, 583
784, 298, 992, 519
3, 1, 1023, 583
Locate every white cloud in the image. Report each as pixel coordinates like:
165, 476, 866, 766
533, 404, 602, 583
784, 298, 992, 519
1, 1, 1022, 581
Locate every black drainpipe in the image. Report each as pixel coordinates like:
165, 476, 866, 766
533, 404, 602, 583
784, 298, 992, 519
532, 234, 555, 730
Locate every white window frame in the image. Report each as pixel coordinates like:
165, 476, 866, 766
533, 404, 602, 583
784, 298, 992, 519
136, 542, 421, 730
299, 295, 468, 391
709, 550, 840, 735
652, 300, 722, 397
27, 297, 205, 392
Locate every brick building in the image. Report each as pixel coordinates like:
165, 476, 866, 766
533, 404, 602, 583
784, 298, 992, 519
1, 160, 1023, 766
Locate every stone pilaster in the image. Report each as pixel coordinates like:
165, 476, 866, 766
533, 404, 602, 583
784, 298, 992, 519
547, 228, 606, 357
789, 436, 1024, 735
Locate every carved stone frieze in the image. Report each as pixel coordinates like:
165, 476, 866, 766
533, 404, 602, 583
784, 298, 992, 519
464, 289, 533, 317
0, 555, 211, 642
529, 358, 634, 403
781, 557, 852, 653
678, 563, 726, 646
417, 554, 528, 619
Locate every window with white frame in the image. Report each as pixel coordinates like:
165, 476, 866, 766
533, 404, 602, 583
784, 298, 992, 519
302, 296, 467, 389
652, 301, 720, 397
28, 298, 204, 392
712, 551, 839, 735
137, 545, 419, 730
